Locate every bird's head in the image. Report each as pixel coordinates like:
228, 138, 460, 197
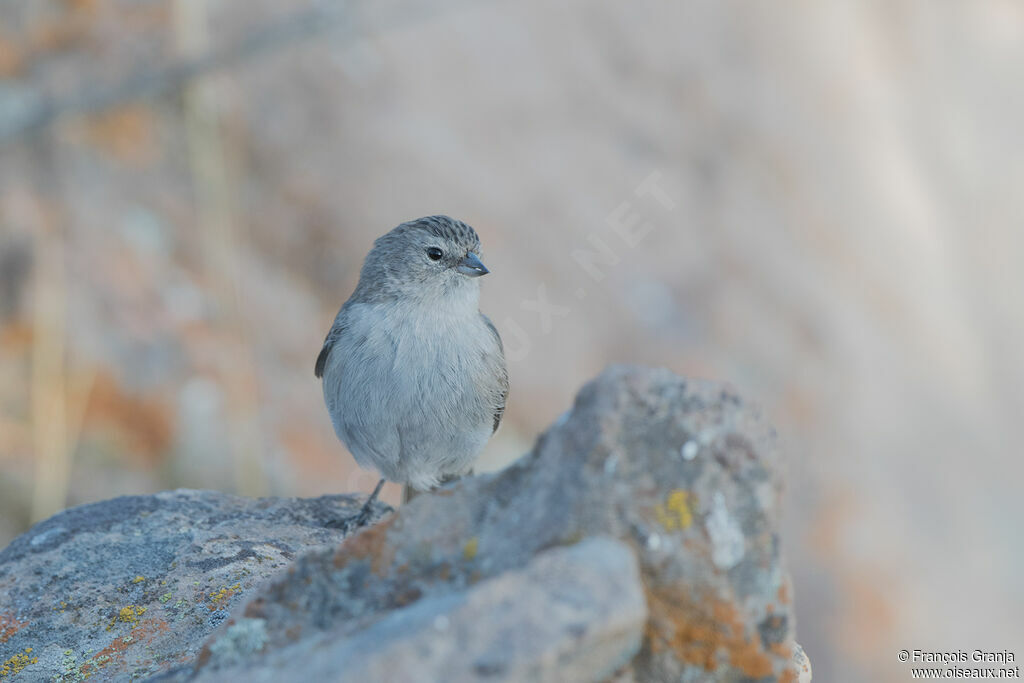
356, 215, 490, 306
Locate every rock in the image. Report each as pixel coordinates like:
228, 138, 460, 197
198, 537, 646, 683
0, 491, 388, 682
793, 641, 813, 683
196, 365, 801, 681
1, 365, 805, 682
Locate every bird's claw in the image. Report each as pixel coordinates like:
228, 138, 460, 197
324, 510, 371, 532
325, 478, 386, 532
325, 501, 379, 532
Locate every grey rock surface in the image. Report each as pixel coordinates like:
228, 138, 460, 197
0, 491, 387, 681
199, 537, 646, 683
196, 365, 800, 681
1, 365, 804, 681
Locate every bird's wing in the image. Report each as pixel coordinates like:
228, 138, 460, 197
481, 313, 509, 434
314, 317, 346, 379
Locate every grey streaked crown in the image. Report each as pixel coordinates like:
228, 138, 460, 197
402, 215, 481, 251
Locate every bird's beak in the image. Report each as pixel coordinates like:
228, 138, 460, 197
456, 252, 489, 277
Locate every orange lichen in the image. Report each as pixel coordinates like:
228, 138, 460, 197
80, 617, 170, 677
770, 641, 794, 659
332, 517, 396, 576
0, 613, 26, 644
645, 583, 782, 679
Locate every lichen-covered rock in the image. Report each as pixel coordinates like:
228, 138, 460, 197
1, 365, 805, 682
0, 491, 387, 681
793, 642, 813, 683
196, 365, 801, 681
198, 536, 647, 683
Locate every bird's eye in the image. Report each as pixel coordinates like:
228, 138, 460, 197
426, 247, 444, 261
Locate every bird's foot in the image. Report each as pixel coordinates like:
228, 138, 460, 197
325, 478, 387, 532
324, 508, 373, 533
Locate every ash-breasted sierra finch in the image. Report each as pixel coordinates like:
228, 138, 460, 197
315, 216, 508, 528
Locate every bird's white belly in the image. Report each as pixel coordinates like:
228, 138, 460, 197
325, 302, 494, 489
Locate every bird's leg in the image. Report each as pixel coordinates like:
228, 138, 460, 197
328, 478, 386, 531
353, 478, 386, 526
401, 484, 419, 505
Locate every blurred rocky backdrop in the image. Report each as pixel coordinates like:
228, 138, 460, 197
1, 1, 1022, 681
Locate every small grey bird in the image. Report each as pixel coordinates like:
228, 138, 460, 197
315, 216, 508, 528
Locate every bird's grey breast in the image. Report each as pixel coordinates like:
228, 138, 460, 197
333, 301, 499, 422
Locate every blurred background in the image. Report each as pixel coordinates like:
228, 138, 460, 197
1, 1, 1022, 680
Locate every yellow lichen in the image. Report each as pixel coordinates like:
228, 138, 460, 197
655, 490, 694, 531
0, 648, 38, 678
107, 605, 147, 630
131, 576, 145, 584
208, 583, 241, 609
462, 537, 479, 561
